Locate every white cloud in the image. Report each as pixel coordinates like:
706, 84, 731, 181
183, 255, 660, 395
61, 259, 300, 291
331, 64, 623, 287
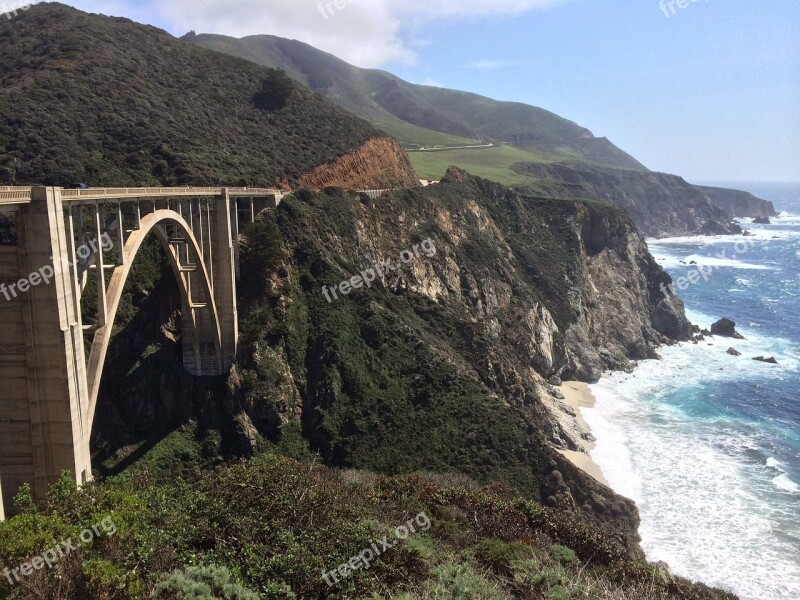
67, 0, 571, 68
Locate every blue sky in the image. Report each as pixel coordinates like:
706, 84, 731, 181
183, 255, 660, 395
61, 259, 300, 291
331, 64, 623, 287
53, 0, 800, 182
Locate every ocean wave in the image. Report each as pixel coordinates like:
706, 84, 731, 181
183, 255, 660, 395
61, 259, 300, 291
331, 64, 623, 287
773, 474, 800, 494
682, 254, 776, 270
766, 457, 785, 471
651, 252, 776, 271
586, 361, 800, 599
648, 226, 800, 248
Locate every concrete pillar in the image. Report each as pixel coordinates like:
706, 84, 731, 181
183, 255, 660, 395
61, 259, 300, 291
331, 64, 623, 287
213, 190, 238, 368
0, 240, 28, 519
5, 187, 92, 514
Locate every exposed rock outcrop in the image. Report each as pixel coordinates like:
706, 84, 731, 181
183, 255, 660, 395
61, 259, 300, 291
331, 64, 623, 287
511, 162, 742, 237
699, 186, 778, 219
711, 318, 745, 339
298, 137, 419, 190
753, 356, 778, 364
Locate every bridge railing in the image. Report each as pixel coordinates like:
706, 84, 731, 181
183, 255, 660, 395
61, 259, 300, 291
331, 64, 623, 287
0, 187, 287, 205
0, 190, 33, 205
60, 187, 286, 202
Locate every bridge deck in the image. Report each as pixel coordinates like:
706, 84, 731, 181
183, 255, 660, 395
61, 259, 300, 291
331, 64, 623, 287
0, 187, 286, 206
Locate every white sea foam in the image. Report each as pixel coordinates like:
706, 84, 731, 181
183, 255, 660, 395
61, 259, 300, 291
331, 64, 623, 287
766, 457, 782, 468
773, 474, 800, 494
653, 252, 775, 271
649, 227, 800, 248
585, 321, 800, 599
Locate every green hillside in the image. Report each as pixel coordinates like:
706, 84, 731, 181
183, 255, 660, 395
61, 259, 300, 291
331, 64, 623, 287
187, 33, 646, 172
0, 5, 382, 187
409, 144, 560, 186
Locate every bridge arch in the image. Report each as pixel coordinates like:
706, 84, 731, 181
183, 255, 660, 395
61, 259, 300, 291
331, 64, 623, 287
84, 209, 223, 433
0, 186, 279, 517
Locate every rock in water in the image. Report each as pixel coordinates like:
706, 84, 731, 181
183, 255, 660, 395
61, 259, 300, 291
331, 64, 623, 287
753, 216, 771, 224
711, 318, 745, 339
753, 356, 779, 364
727, 348, 742, 356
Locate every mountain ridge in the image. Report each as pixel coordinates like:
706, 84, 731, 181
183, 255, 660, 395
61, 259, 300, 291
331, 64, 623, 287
187, 32, 776, 236
187, 32, 648, 171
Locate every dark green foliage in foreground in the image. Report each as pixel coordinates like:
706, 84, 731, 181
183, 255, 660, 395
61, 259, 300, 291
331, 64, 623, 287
0, 4, 381, 186
0, 457, 737, 600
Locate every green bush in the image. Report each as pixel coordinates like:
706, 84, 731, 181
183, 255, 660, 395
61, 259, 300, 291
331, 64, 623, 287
415, 563, 511, 600
474, 539, 531, 575
551, 544, 577, 565
154, 565, 267, 600
544, 585, 572, 600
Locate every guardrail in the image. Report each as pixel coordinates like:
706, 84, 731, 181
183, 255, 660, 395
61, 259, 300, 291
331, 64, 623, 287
60, 187, 286, 202
0, 190, 33, 206
0, 187, 287, 206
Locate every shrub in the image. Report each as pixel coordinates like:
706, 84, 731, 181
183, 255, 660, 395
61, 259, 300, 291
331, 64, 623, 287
551, 544, 577, 565
154, 564, 267, 600
415, 563, 511, 600
545, 585, 572, 600
474, 539, 531, 575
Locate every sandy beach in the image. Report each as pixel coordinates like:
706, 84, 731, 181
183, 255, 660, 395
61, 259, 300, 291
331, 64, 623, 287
557, 381, 609, 486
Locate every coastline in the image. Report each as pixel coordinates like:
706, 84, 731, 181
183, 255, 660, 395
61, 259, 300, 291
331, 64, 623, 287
557, 381, 609, 487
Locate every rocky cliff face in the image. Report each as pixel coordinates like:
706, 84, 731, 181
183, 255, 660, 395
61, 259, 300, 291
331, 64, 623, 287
221, 168, 693, 556
94, 168, 693, 559
298, 137, 419, 190
698, 185, 778, 219
512, 162, 742, 238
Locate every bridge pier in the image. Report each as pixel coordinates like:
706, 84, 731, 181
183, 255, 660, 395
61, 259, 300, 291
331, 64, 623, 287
214, 191, 238, 367
0, 187, 92, 518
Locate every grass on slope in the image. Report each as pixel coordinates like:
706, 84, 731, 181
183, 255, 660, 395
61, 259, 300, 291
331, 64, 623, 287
375, 119, 483, 149
409, 144, 560, 185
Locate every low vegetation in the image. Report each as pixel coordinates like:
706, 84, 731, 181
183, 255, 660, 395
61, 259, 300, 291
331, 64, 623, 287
0, 457, 735, 599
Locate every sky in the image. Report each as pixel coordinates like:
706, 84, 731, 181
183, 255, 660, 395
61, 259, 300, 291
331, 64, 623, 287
32, 0, 800, 182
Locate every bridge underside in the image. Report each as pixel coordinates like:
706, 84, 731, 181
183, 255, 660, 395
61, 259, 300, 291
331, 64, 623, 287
0, 186, 276, 519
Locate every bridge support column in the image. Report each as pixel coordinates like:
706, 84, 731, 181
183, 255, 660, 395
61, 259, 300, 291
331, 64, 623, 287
213, 190, 238, 368
0, 187, 91, 518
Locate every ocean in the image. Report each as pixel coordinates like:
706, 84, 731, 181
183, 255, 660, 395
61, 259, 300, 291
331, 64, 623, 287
584, 182, 800, 600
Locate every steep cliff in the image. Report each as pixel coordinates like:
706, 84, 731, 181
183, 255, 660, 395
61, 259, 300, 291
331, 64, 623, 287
698, 185, 778, 219
298, 136, 419, 190
512, 162, 742, 237
210, 168, 690, 557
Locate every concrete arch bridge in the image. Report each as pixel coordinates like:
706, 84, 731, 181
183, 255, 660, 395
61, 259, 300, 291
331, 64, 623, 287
0, 186, 286, 519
